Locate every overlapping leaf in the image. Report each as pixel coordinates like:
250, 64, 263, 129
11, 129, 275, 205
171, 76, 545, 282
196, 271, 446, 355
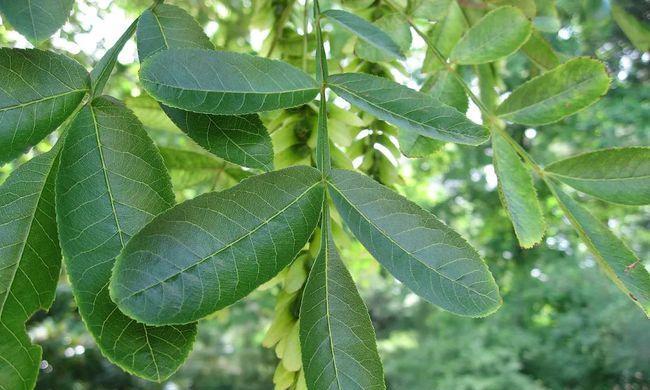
419, 0, 466, 73
140, 48, 319, 115
0, 48, 89, 164
522, 29, 560, 70
111, 166, 324, 325
548, 181, 650, 316
545, 147, 650, 206
300, 214, 385, 390
328, 73, 488, 146
0, 145, 62, 390
450, 6, 532, 65
355, 13, 411, 63
496, 58, 610, 125
56, 97, 196, 381
0, 0, 74, 42
328, 169, 501, 317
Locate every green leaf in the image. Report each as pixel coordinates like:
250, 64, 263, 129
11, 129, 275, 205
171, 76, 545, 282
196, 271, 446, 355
328, 169, 501, 317
355, 13, 411, 63
300, 213, 385, 390
328, 73, 488, 146
496, 58, 610, 126
110, 166, 324, 325
547, 180, 650, 316
545, 147, 650, 206
492, 131, 545, 247
90, 18, 138, 97
140, 48, 319, 115
398, 130, 445, 158
0, 0, 73, 42
533, 0, 560, 33
611, 3, 650, 52
322, 9, 404, 61
521, 29, 560, 70
450, 6, 532, 65
0, 145, 62, 390
421, 70, 468, 113
421, 0, 466, 72
0, 48, 90, 164
56, 97, 196, 381
488, 0, 537, 18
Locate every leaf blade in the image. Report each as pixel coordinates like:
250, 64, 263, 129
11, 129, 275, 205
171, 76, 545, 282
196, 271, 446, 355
0, 0, 73, 42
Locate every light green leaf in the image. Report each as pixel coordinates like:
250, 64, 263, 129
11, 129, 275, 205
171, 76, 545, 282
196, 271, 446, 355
328, 169, 501, 317
398, 130, 445, 158
90, 18, 137, 97
140, 48, 319, 115
355, 13, 411, 63
611, 3, 650, 52
0, 0, 73, 42
496, 58, 610, 126
0, 48, 89, 164
110, 166, 324, 325
328, 73, 488, 146
521, 29, 560, 70
300, 213, 385, 390
492, 131, 545, 247
488, 0, 537, 18
56, 97, 196, 381
533, 0, 560, 33
545, 147, 650, 206
450, 6, 532, 65
547, 180, 650, 316
421, 0, 466, 72
322, 9, 404, 60
0, 145, 62, 390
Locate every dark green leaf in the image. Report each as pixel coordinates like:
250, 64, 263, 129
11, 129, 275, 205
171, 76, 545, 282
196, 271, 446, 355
90, 19, 137, 97
422, 70, 468, 112
611, 3, 650, 52
548, 180, 650, 316
328, 73, 488, 146
0, 0, 73, 42
496, 58, 610, 125
111, 166, 324, 325
398, 130, 445, 158
0, 48, 89, 164
545, 147, 650, 206
328, 169, 501, 317
322, 9, 404, 60
300, 213, 385, 390
492, 131, 545, 247
0, 145, 62, 390
56, 97, 196, 381
140, 48, 319, 115
450, 6, 532, 65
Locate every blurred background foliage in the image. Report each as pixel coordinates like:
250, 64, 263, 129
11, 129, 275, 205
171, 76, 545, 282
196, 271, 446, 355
0, 0, 648, 388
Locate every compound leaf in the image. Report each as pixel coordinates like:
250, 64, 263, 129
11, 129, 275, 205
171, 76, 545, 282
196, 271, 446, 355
328, 73, 488, 146
0, 145, 62, 390
140, 48, 319, 115
496, 58, 610, 125
111, 166, 324, 325
328, 169, 501, 317
56, 97, 196, 381
545, 147, 650, 206
0, 48, 89, 164
450, 6, 532, 65
0, 0, 73, 42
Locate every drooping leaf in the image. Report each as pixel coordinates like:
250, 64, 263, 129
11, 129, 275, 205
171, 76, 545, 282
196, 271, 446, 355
547, 180, 650, 316
355, 13, 411, 63
110, 166, 324, 325
0, 145, 62, 390
611, 3, 650, 52
545, 147, 650, 206
0, 0, 74, 42
450, 6, 532, 65
140, 48, 319, 115
322, 9, 404, 60
300, 212, 385, 390
522, 29, 560, 70
496, 58, 610, 126
492, 131, 545, 247
0, 48, 90, 164
421, 0, 466, 72
56, 97, 196, 381
328, 73, 488, 146
328, 169, 501, 317
90, 18, 138, 97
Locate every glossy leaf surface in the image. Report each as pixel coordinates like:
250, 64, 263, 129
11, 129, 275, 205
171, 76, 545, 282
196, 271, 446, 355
0, 0, 73, 42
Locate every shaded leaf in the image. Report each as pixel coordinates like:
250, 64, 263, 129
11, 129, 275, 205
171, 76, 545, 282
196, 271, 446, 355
547, 180, 650, 316
111, 166, 324, 325
355, 13, 411, 63
611, 3, 650, 52
421, 0, 466, 72
398, 130, 445, 158
0, 48, 89, 164
140, 48, 319, 115
322, 9, 404, 60
422, 70, 468, 112
0, 145, 62, 390
328, 73, 488, 146
91, 19, 137, 97
521, 29, 561, 70
328, 169, 501, 317
450, 6, 532, 65
545, 147, 650, 206
56, 97, 196, 381
496, 58, 610, 125
0, 0, 73, 42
